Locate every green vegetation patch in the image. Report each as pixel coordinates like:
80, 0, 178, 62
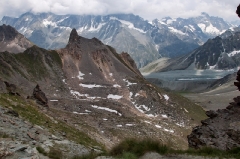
110, 138, 169, 157
14, 46, 62, 79
110, 139, 240, 159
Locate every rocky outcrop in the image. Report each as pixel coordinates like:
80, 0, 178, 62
188, 70, 240, 150
234, 70, 240, 91
0, 78, 7, 93
0, 24, 33, 53
3, 81, 20, 96
119, 52, 143, 78
32, 84, 48, 107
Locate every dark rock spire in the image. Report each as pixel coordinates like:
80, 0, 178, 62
68, 28, 79, 43
236, 4, 240, 18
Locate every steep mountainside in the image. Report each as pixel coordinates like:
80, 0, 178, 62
152, 12, 232, 46
0, 24, 33, 53
0, 27, 206, 151
143, 30, 240, 72
0, 12, 233, 67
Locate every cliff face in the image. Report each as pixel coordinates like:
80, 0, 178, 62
188, 70, 240, 150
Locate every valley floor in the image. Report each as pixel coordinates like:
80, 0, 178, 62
182, 82, 237, 110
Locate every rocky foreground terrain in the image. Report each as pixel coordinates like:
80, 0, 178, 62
188, 70, 240, 150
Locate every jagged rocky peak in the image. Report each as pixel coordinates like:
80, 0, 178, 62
58, 28, 143, 90
188, 70, 240, 150
68, 28, 79, 43
67, 28, 103, 48
201, 12, 210, 17
0, 24, 18, 41
0, 24, 33, 53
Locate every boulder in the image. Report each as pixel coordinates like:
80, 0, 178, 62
32, 84, 48, 107
3, 81, 20, 95
205, 110, 218, 118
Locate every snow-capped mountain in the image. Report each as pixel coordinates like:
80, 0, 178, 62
0, 12, 234, 67
0, 24, 33, 53
152, 12, 233, 45
143, 29, 240, 72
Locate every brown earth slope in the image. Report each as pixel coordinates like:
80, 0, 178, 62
0, 26, 206, 152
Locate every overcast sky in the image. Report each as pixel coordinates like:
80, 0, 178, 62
0, 0, 239, 22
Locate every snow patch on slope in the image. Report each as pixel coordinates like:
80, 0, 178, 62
168, 27, 187, 36
123, 79, 137, 86
91, 105, 122, 116
228, 50, 240, 57
110, 17, 146, 33
107, 94, 123, 100
77, 71, 85, 80
79, 84, 105, 88
163, 94, 169, 101
43, 19, 57, 27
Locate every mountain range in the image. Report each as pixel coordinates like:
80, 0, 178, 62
0, 12, 234, 68
141, 27, 240, 72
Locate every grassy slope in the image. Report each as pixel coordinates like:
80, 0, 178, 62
0, 93, 105, 150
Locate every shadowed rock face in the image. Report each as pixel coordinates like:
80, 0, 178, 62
120, 52, 143, 78
0, 24, 18, 40
188, 70, 240, 150
32, 84, 48, 107
0, 24, 33, 53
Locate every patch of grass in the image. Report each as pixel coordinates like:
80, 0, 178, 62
0, 132, 10, 138
48, 148, 63, 159
110, 138, 169, 157
14, 46, 62, 80
118, 152, 138, 159
36, 146, 63, 159
109, 138, 240, 159
71, 152, 99, 159
36, 146, 48, 156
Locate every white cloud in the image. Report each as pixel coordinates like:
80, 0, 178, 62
0, 0, 239, 22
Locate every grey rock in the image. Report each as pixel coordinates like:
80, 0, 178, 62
188, 71, 240, 150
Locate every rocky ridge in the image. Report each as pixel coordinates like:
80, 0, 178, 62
0, 24, 33, 53
188, 69, 240, 150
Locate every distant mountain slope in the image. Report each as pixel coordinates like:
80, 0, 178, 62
0, 12, 233, 67
0, 26, 206, 149
143, 29, 240, 72
0, 24, 33, 53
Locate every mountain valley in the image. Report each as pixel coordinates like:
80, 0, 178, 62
0, 25, 210, 158
0, 10, 240, 159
